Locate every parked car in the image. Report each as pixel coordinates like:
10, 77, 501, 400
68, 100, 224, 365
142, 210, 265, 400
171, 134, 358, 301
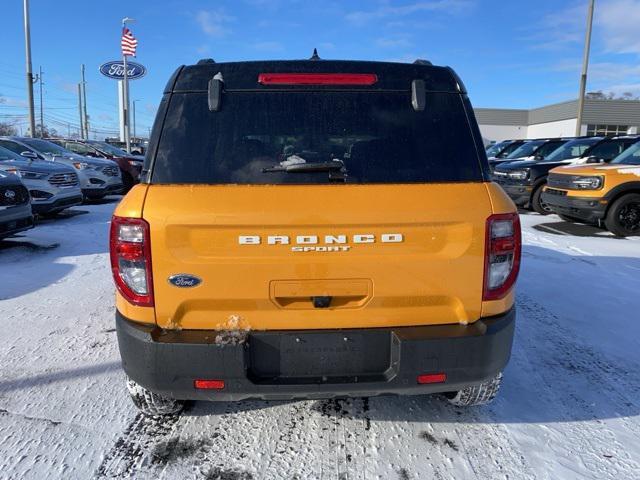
0, 145, 83, 215
112, 58, 521, 416
105, 138, 147, 155
492, 136, 639, 214
48, 138, 142, 192
488, 138, 570, 170
485, 139, 527, 161
0, 170, 34, 240
0, 137, 123, 200
543, 138, 640, 236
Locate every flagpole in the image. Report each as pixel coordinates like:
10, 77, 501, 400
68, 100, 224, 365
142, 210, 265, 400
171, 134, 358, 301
122, 18, 131, 154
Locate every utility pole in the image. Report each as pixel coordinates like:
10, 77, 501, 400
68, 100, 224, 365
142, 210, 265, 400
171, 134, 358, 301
122, 17, 134, 153
78, 83, 85, 139
132, 99, 137, 140
81, 64, 89, 140
576, 0, 595, 136
23, 0, 36, 137
38, 66, 44, 137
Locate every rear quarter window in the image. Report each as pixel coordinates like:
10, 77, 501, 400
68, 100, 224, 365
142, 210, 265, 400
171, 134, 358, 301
150, 90, 484, 184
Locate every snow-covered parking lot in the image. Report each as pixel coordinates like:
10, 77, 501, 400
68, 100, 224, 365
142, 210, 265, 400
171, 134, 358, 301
1, 197, 639, 480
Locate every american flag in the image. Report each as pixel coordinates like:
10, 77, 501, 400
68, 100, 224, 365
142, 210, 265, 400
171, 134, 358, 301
121, 27, 138, 57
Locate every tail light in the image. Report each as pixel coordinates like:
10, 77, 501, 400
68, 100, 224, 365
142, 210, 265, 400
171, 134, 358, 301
483, 213, 521, 301
110, 216, 154, 306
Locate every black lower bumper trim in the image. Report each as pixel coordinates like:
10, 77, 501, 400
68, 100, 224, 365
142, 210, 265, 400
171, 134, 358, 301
541, 191, 606, 222
116, 308, 516, 401
0, 215, 34, 238
32, 195, 84, 214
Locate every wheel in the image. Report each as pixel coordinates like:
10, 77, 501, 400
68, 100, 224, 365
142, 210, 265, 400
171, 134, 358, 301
604, 193, 640, 237
443, 372, 503, 407
126, 377, 185, 416
531, 185, 553, 215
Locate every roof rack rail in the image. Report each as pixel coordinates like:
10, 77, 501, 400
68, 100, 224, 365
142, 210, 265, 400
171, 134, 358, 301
197, 58, 216, 65
413, 59, 432, 65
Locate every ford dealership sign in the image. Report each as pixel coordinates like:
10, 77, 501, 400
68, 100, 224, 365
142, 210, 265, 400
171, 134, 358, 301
99, 61, 147, 80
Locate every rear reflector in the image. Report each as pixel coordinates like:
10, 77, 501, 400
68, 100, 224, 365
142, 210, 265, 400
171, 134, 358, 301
258, 73, 378, 86
194, 379, 225, 390
417, 373, 447, 384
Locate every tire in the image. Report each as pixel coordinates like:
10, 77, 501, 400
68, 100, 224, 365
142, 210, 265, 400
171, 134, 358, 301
122, 172, 135, 193
126, 377, 185, 416
443, 372, 503, 407
604, 193, 640, 237
531, 185, 553, 215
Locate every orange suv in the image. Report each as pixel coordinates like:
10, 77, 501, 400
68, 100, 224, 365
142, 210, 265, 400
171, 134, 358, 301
110, 58, 521, 415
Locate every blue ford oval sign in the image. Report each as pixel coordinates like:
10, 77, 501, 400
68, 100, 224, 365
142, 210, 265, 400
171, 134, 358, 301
99, 61, 147, 80
168, 274, 202, 288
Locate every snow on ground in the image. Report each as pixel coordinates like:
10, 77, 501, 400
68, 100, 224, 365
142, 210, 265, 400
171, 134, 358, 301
1, 198, 640, 480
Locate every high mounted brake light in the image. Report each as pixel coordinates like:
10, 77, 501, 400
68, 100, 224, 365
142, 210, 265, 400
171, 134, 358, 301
483, 213, 521, 301
258, 73, 378, 86
110, 216, 154, 307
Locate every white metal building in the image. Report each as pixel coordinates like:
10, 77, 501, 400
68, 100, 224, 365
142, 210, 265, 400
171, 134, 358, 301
474, 99, 640, 141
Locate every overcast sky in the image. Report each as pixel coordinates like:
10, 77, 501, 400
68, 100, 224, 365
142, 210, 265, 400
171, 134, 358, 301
1, 0, 639, 137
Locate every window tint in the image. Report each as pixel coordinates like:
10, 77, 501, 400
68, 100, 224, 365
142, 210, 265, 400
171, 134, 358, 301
486, 141, 509, 157
496, 141, 524, 158
611, 142, 640, 165
65, 142, 93, 155
534, 141, 566, 158
544, 138, 600, 161
0, 140, 29, 155
151, 91, 483, 184
588, 139, 634, 161
506, 141, 544, 159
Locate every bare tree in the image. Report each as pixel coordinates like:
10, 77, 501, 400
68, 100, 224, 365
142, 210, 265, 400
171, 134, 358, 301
0, 122, 18, 136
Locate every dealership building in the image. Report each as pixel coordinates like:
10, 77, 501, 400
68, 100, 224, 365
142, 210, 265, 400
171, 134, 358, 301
474, 98, 640, 141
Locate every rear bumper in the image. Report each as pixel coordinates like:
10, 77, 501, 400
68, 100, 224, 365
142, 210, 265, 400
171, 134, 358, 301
116, 308, 515, 401
541, 190, 606, 222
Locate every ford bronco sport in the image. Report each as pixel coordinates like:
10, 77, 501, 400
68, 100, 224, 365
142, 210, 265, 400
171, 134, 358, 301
543, 138, 640, 236
111, 58, 521, 416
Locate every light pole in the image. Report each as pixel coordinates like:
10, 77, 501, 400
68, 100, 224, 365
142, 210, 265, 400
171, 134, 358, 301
23, 0, 36, 137
576, 0, 595, 136
122, 17, 135, 153
132, 99, 139, 141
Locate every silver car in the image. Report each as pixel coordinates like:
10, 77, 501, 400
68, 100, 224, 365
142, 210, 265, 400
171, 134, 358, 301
0, 170, 34, 239
0, 145, 83, 215
0, 137, 123, 200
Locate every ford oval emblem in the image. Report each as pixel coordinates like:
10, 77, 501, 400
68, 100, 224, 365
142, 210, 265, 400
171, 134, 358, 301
99, 60, 147, 80
168, 274, 202, 288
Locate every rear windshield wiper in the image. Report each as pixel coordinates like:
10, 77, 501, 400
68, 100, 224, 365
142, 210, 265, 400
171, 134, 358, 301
262, 159, 346, 174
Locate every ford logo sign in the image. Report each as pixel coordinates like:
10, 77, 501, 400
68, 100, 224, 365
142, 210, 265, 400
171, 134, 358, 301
99, 61, 147, 80
168, 274, 202, 288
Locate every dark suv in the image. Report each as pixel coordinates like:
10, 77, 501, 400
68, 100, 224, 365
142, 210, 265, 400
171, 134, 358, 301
488, 138, 570, 171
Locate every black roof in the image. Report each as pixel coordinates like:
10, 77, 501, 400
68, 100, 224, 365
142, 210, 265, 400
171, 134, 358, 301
164, 60, 466, 94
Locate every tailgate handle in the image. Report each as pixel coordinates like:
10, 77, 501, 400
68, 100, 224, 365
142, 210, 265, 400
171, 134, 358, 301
311, 296, 332, 308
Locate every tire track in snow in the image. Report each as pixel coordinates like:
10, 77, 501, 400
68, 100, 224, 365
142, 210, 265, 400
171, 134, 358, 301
94, 412, 181, 478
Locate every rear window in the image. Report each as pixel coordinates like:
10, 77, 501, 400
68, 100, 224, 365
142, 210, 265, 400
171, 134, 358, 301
151, 91, 483, 184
